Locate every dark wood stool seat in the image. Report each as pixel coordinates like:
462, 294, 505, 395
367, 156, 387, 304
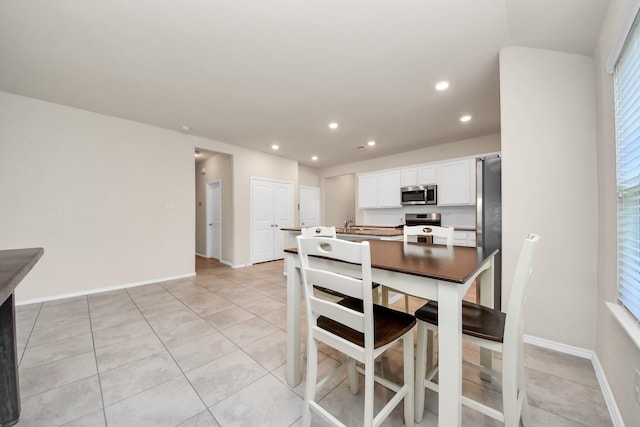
318, 298, 416, 348
415, 300, 506, 343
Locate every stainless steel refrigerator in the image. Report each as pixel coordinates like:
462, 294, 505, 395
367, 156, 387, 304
476, 155, 502, 309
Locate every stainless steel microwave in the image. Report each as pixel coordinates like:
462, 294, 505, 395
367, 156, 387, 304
401, 185, 437, 205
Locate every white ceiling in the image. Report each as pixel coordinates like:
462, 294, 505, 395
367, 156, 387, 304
0, 0, 610, 168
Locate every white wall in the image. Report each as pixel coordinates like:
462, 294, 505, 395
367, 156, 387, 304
298, 165, 321, 188
231, 149, 298, 265
323, 174, 356, 228
594, 0, 640, 424
500, 47, 598, 349
0, 91, 195, 302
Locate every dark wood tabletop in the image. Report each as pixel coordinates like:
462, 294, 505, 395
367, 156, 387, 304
0, 248, 44, 304
285, 239, 496, 285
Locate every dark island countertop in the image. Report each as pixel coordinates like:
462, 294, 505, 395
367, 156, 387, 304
281, 227, 403, 238
0, 248, 44, 304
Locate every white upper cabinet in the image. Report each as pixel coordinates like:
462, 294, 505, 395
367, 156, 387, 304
377, 170, 401, 207
358, 170, 401, 208
417, 166, 436, 185
358, 156, 478, 209
436, 159, 476, 205
358, 174, 379, 208
401, 168, 417, 187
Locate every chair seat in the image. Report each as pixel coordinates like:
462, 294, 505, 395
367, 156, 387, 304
318, 298, 416, 348
415, 300, 506, 343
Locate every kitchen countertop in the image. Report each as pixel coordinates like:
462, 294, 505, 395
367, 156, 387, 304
0, 248, 44, 304
282, 225, 476, 234
281, 227, 403, 238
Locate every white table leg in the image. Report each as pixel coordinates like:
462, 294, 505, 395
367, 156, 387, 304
286, 254, 301, 387
479, 257, 495, 379
437, 281, 462, 427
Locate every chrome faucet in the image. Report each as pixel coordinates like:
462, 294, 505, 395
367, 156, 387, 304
343, 216, 354, 230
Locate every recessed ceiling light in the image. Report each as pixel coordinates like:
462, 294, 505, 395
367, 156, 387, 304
194, 150, 200, 157
367, 140, 376, 146
271, 144, 279, 150
328, 122, 338, 130
181, 125, 191, 133
435, 81, 450, 91
312, 156, 318, 161
460, 115, 472, 122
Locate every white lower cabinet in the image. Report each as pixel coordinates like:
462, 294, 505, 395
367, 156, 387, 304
434, 230, 476, 247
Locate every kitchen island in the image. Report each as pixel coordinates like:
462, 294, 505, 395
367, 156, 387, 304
1, 248, 44, 426
281, 226, 403, 241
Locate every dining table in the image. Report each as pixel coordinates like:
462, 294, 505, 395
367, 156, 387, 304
284, 239, 498, 427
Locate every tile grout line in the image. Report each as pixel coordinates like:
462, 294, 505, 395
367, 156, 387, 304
85, 295, 109, 427
17, 302, 43, 367
125, 285, 224, 427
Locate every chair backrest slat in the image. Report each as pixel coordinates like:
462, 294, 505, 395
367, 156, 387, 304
305, 268, 365, 300
297, 236, 374, 349
310, 297, 365, 333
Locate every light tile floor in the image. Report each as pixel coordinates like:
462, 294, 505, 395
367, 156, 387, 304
12, 258, 612, 426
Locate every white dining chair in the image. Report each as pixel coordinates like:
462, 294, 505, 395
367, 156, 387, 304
300, 226, 381, 303
381, 225, 454, 312
296, 236, 416, 427
414, 233, 540, 426
301, 226, 337, 238
403, 224, 454, 245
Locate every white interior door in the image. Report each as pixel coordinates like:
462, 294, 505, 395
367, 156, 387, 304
251, 179, 275, 264
251, 178, 293, 264
299, 186, 321, 227
273, 182, 294, 258
206, 181, 221, 259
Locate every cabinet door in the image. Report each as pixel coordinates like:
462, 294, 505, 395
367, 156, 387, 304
401, 168, 417, 187
436, 159, 476, 205
417, 166, 436, 185
377, 170, 402, 208
434, 231, 476, 247
358, 174, 378, 208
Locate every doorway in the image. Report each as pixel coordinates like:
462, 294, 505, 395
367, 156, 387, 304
206, 180, 221, 260
299, 186, 321, 227
250, 178, 293, 264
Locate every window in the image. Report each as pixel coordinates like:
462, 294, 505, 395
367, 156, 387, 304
615, 12, 640, 322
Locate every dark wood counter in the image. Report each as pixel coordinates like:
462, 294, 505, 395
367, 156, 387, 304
0, 247, 43, 426
281, 227, 403, 238
285, 239, 495, 284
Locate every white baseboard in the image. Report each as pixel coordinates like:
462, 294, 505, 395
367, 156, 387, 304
195, 252, 207, 258
524, 334, 593, 359
524, 334, 624, 427
16, 272, 196, 306
232, 262, 253, 268
591, 353, 625, 427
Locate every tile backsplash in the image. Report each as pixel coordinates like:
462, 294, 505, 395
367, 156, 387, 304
361, 205, 476, 229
